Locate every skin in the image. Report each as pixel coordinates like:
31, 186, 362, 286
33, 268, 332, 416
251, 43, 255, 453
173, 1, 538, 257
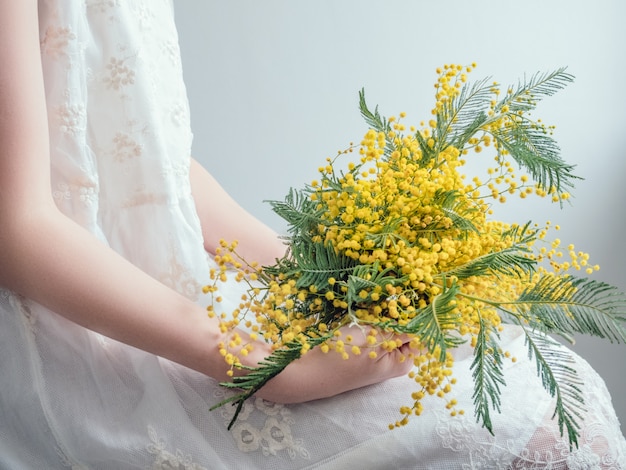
0, 0, 412, 406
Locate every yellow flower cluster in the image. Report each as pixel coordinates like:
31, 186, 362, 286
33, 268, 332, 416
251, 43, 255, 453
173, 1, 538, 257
205, 64, 599, 431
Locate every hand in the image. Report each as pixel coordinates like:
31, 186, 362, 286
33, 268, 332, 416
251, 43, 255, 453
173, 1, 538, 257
249, 324, 414, 404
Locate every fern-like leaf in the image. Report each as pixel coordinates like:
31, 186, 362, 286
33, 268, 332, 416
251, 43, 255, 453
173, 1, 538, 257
343, 262, 406, 308
497, 68, 574, 115
470, 314, 505, 435
267, 187, 324, 238
210, 334, 330, 429
431, 189, 479, 235
359, 89, 397, 155
515, 275, 626, 343
398, 282, 466, 360
437, 76, 494, 151
289, 241, 358, 291
491, 118, 578, 194
488, 69, 578, 193
445, 245, 535, 281
520, 330, 585, 448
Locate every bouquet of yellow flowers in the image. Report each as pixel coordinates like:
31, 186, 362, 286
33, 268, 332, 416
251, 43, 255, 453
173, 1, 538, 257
205, 64, 626, 448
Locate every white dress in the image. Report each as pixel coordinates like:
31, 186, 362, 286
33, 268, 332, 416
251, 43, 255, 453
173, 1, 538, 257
0, 1, 624, 468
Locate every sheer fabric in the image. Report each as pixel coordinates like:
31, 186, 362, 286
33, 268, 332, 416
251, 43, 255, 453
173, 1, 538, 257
0, 1, 624, 468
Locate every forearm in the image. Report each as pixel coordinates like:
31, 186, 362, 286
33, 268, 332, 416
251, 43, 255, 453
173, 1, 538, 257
190, 158, 286, 266
0, 205, 234, 380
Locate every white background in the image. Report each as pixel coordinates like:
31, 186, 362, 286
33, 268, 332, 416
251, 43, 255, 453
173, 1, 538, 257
175, 0, 626, 434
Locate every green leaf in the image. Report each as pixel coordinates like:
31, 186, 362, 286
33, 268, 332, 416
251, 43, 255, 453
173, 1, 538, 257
363, 217, 409, 250
398, 282, 466, 360
431, 189, 480, 235
444, 246, 535, 281
488, 69, 578, 194
210, 333, 331, 430
497, 68, 575, 115
520, 331, 585, 448
442, 222, 536, 280
267, 187, 323, 238
437, 76, 494, 151
343, 262, 406, 307
290, 241, 358, 291
359, 89, 397, 154
515, 275, 626, 343
470, 314, 505, 435
490, 117, 578, 195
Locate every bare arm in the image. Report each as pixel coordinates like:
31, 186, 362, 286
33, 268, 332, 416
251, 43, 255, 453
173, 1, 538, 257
188, 161, 415, 402
0, 0, 411, 405
0, 0, 232, 382
189, 158, 286, 266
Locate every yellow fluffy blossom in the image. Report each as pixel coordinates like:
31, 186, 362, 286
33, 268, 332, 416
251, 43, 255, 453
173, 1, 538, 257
202, 65, 620, 449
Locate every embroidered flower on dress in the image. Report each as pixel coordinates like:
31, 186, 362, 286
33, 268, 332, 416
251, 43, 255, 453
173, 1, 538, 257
104, 57, 136, 90
135, 4, 155, 30
170, 103, 188, 127
78, 185, 98, 205
162, 40, 182, 68
52, 181, 98, 207
157, 243, 203, 300
146, 426, 208, 470
86, 0, 120, 14
55, 104, 86, 136
566, 444, 601, 470
40, 25, 75, 59
214, 390, 310, 461
52, 182, 72, 202
112, 132, 143, 162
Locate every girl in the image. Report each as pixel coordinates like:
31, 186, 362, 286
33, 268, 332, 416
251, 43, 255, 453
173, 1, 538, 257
0, 1, 624, 468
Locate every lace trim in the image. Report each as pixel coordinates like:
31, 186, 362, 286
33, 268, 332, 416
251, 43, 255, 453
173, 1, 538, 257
146, 426, 207, 470
214, 390, 310, 460
509, 350, 626, 469
57, 448, 89, 470
566, 445, 602, 470
432, 408, 513, 468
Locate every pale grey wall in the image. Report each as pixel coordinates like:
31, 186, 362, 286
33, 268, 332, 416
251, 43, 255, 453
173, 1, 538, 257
175, 0, 626, 434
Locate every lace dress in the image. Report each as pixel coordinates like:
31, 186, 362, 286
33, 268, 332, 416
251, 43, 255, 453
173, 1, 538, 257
0, 1, 624, 468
